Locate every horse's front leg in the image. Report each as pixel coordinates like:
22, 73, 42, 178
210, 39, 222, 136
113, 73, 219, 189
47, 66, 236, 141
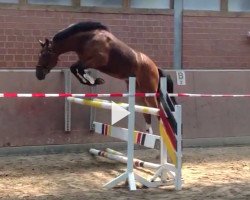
70, 61, 105, 86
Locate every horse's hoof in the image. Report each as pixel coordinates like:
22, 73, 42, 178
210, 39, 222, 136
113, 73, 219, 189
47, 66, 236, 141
146, 129, 153, 134
95, 78, 105, 85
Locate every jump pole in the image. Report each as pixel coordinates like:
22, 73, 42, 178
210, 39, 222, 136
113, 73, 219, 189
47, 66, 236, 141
160, 78, 168, 167
102, 77, 138, 190
89, 148, 161, 170
175, 104, 182, 190
93, 121, 161, 149
67, 97, 159, 116
103, 148, 176, 177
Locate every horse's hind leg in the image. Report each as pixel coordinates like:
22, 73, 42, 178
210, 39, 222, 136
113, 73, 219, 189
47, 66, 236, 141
135, 62, 159, 134
142, 96, 159, 134
136, 96, 155, 134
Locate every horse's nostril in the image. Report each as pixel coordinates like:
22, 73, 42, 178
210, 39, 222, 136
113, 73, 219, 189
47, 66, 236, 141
37, 75, 45, 80
36, 71, 45, 80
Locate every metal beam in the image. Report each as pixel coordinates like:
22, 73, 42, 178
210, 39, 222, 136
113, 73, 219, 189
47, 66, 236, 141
174, 0, 183, 69
64, 69, 71, 132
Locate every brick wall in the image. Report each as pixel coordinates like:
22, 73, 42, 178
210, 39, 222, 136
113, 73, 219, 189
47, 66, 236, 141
1, 8, 250, 69
0, 8, 173, 69
183, 14, 250, 69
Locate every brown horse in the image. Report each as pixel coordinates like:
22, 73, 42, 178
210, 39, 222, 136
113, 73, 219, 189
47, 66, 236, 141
36, 21, 176, 133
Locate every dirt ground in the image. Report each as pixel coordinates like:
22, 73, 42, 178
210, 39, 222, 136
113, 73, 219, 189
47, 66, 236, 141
0, 146, 249, 200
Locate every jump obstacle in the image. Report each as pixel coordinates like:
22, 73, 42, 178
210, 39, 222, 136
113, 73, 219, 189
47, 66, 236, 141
67, 77, 183, 191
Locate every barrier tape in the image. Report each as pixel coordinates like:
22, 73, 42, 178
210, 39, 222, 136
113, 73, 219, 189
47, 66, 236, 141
0, 93, 158, 98
1, 92, 250, 98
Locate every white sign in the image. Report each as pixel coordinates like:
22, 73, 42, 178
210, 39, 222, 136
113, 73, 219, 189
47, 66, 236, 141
176, 70, 186, 85
111, 101, 130, 125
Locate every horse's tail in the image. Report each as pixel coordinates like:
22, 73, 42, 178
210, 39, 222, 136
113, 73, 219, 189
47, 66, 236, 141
158, 68, 177, 105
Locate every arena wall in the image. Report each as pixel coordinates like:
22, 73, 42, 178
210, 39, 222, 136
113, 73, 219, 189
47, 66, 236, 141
0, 7, 250, 148
183, 12, 250, 68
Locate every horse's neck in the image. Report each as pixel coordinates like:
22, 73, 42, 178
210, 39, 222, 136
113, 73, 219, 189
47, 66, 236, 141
52, 37, 80, 55
53, 33, 91, 56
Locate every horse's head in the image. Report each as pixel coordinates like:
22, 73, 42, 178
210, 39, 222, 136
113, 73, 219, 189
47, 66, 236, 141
36, 38, 58, 80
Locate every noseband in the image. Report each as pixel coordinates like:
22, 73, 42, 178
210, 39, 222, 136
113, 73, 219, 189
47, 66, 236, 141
36, 65, 51, 73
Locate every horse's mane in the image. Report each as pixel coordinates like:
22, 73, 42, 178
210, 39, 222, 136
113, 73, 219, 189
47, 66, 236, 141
53, 21, 109, 42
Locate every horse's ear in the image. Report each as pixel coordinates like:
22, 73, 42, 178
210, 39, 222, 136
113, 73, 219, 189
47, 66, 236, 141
45, 38, 50, 46
39, 39, 45, 47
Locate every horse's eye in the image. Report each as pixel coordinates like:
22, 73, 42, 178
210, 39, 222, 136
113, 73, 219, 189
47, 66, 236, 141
41, 52, 49, 57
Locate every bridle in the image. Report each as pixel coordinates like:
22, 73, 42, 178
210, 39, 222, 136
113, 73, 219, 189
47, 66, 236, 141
36, 50, 57, 73
37, 66, 51, 75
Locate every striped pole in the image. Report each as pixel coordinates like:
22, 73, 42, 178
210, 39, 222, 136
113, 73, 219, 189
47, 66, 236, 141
93, 122, 161, 149
105, 148, 124, 156
0, 92, 159, 98
67, 97, 160, 116
89, 148, 161, 170
1, 92, 250, 98
173, 93, 250, 97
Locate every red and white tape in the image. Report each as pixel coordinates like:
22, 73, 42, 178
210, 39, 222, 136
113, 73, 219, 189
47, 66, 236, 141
0, 92, 250, 98
173, 93, 250, 97
0, 93, 159, 98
